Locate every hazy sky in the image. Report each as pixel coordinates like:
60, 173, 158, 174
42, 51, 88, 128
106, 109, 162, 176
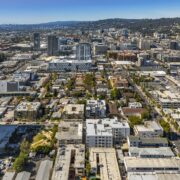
1, 0, 180, 24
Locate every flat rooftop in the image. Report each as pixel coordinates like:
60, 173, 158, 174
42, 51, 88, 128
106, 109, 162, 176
128, 172, 180, 180
16, 102, 41, 111
64, 104, 84, 115
50, 59, 92, 63
138, 71, 166, 77
3, 172, 16, 180
52, 144, 85, 180
129, 147, 174, 157
86, 118, 129, 137
89, 148, 121, 180
124, 157, 180, 171
15, 171, 31, 180
56, 121, 82, 142
134, 121, 163, 132
128, 136, 168, 145
35, 160, 53, 180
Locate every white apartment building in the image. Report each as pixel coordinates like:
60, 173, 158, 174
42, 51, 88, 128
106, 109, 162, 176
86, 100, 106, 118
86, 117, 130, 147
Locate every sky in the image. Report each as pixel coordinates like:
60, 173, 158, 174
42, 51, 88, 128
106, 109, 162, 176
0, 0, 180, 24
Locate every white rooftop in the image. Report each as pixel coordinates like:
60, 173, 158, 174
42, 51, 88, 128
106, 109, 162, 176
86, 118, 129, 136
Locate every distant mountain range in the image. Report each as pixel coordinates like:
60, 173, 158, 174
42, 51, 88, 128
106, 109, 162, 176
0, 18, 180, 34
0, 21, 83, 30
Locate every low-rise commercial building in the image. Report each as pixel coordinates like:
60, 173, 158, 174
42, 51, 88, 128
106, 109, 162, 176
127, 136, 168, 148
128, 172, 180, 180
129, 147, 174, 158
124, 157, 180, 173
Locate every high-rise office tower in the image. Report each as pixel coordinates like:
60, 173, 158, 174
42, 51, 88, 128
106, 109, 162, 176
138, 39, 152, 50
170, 41, 179, 50
47, 35, 59, 56
33, 33, 40, 50
76, 43, 91, 60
